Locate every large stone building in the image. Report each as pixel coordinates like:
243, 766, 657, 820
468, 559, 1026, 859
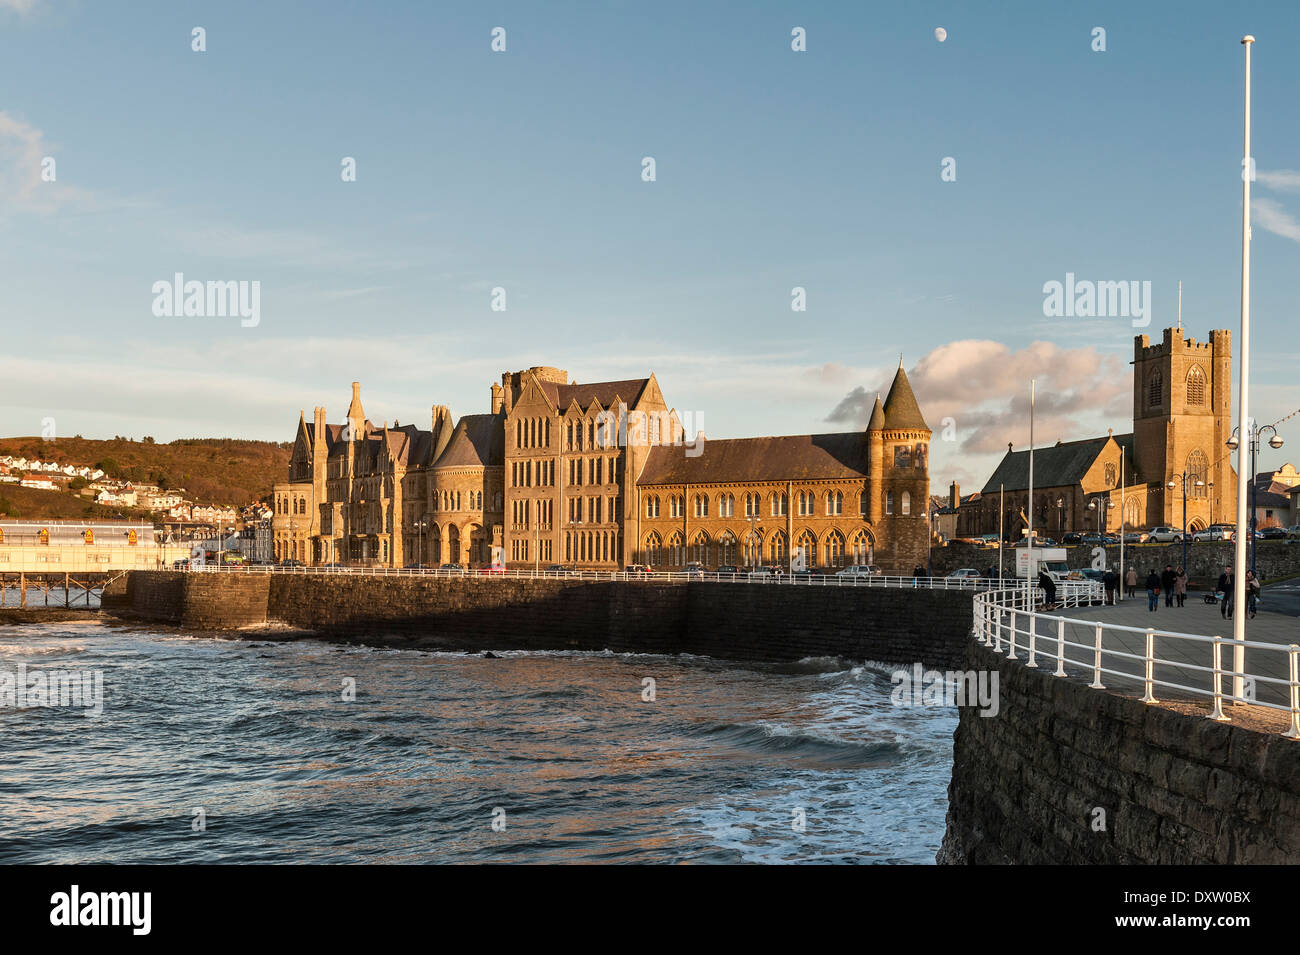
957, 327, 1238, 540
274, 363, 932, 573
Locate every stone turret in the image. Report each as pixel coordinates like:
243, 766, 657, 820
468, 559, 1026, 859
431, 404, 454, 462
867, 394, 885, 523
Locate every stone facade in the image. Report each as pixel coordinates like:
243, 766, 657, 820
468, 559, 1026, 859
274, 363, 933, 574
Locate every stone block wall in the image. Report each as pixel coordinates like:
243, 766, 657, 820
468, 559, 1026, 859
940, 640, 1300, 864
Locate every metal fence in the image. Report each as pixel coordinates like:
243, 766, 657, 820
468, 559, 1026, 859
974, 584, 1300, 738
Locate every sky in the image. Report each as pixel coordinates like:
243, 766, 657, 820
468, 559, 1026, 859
1, 0, 1298, 491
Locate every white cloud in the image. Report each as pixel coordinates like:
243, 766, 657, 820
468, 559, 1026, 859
0, 0, 39, 13
1253, 198, 1300, 242
1257, 169, 1300, 192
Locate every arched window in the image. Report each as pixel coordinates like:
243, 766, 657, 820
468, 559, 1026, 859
667, 531, 684, 567
901, 491, 911, 515
825, 529, 845, 567
691, 530, 710, 565
795, 529, 817, 568
644, 532, 662, 567
718, 530, 737, 566
885, 492, 894, 515
826, 491, 843, 516
849, 529, 873, 565
768, 530, 788, 564
694, 494, 708, 518
1148, 372, 1163, 408
717, 494, 734, 518
771, 493, 788, 517
1186, 365, 1207, 405
859, 490, 868, 515
1187, 449, 1209, 498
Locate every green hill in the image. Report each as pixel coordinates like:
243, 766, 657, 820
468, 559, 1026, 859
0, 436, 291, 513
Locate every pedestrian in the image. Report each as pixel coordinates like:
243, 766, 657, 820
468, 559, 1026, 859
1174, 567, 1187, 608
913, 565, 927, 579
985, 564, 995, 581
1246, 571, 1261, 619
1161, 564, 1176, 608
1145, 569, 1161, 612
1217, 565, 1233, 619
1038, 568, 1057, 610
1126, 566, 1138, 599
1103, 568, 1119, 606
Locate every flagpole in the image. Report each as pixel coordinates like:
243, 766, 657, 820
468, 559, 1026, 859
1028, 379, 1035, 548
1233, 35, 1254, 702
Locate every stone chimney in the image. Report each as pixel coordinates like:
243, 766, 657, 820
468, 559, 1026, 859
491, 382, 504, 414
949, 481, 959, 509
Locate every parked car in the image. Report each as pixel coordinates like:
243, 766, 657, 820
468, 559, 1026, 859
1122, 531, 1150, 544
947, 568, 981, 579
837, 564, 882, 578
716, 564, 742, 576
747, 566, 780, 577
621, 564, 650, 575
172, 558, 192, 569
1079, 568, 1107, 583
1061, 532, 1084, 546
279, 559, 304, 567
1192, 524, 1234, 543
439, 562, 465, 572
1287, 525, 1300, 540
1258, 526, 1288, 540
1080, 534, 1118, 546
979, 534, 1001, 547
683, 562, 705, 576
479, 565, 506, 575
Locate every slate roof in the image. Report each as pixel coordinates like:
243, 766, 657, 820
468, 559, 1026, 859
432, 414, 505, 469
637, 432, 868, 486
544, 378, 650, 411
882, 366, 929, 431
980, 433, 1135, 494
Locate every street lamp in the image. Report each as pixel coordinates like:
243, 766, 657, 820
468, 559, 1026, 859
1056, 497, 1064, 535
1166, 473, 1205, 570
1227, 423, 1284, 575
1088, 496, 1115, 545
414, 518, 427, 569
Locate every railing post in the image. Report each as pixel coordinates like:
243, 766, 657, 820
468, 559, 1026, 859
1141, 628, 1157, 703
1286, 645, 1300, 740
1026, 610, 1038, 668
1089, 622, 1104, 689
1054, 617, 1066, 677
1007, 609, 1017, 660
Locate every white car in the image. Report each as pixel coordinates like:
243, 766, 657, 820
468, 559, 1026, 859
837, 564, 882, 578
947, 568, 981, 579
1146, 526, 1184, 543
1192, 524, 1235, 543
1287, 525, 1300, 540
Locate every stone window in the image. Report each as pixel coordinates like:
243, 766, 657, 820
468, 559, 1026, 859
901, 491, 911, 515
795, 529, 817, 567
771, 492, 788, 517
768, 530, 787, 563
1148, 371, 1163, 408
1186, 365, 1207, 405
825, 529, 845, 567
826, 491, 843, 516
718, 493, 734, 517
886, 492, 894, 515
859, 490, 868, 516
694, 494, 709, 518
1187, 450, 1208, 498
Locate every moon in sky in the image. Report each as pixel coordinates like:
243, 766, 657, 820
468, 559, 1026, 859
935, 27, 947, 42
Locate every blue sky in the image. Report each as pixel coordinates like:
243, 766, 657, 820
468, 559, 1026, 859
1, 0, 1297, 489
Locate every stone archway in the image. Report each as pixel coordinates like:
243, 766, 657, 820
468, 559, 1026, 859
446, 524, 461, 565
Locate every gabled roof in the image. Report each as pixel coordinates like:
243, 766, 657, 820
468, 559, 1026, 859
980, 433, 1135, 494
432, 414, 504, 469
637, 432, 867, 486
549, 378, 650, 412
882, 365, 928, 431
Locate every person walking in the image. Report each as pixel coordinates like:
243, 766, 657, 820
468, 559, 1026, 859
1246, 571, 1261, 619
1104, 568, 1119, 606
1161, 564, 1176, 608
1217, 565, 1233, 619
1145, 569, 1161, 612
1174, 567, 1188, 608
1126, 566, 1138, 599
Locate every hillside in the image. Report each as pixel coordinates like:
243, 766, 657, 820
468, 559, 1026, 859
0, 436, 291, 508
0, 484, 157, 521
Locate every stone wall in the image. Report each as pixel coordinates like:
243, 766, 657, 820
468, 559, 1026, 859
940, 640, 1300, 864
103, 572, 974, 668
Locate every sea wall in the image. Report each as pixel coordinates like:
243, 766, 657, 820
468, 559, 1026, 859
101, 571, 975, 668
940, 640, 1300, 864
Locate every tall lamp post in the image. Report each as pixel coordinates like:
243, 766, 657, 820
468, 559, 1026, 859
414, 518, 427, 569
1056, 497, 1064, 536
1166, 473, 1204, 570
747, 511, 762, 569
1227, 423, 1284, 575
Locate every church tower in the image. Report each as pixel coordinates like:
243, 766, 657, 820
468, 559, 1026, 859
875, 362, 931, 571
1132, 328, 1235, 529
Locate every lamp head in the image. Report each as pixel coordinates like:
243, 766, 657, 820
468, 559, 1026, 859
1269, 434, 1284, 449
1227, 435, 1240, 450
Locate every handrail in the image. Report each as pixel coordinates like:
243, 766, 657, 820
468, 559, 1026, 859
182, 562, 1102, 594
973, 585, 1300, 738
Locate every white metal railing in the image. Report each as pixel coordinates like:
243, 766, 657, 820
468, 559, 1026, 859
184, 562, 1068, 593
974, 584, 1300, 738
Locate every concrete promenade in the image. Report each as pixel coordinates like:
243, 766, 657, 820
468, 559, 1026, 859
1009, 590, 1300, 716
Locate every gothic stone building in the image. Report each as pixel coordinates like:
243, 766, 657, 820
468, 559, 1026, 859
957, 327, 1238, 540
275, 363, 932, 573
